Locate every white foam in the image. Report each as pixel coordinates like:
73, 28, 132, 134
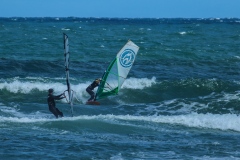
0, 79, 65, 94
61, 28, 70, 31
0, 77, 156, 94
0, 113, 239, 132
0, 116, 53, 123
96, 113, 240, 132
234, 56, 240, 59
110, 153, 124, 160
0, 77, 156, 103
122, 77, 157, 89
179, 31, 187, 35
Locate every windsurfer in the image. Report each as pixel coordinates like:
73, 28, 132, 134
47, 88, 65, 118
86, 78, 101, 101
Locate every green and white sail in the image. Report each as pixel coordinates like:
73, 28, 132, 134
63, 33, 73, 116
95, 40, 139, 100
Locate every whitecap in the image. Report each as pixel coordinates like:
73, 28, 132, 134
179, 31, 187, 35
61, 28, 70, 31
122, 77, 157, 89
234, 56, 240, 59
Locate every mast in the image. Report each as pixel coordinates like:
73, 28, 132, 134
63, 33, 73, 116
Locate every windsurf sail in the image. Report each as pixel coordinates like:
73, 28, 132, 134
95, 40, 139, 100
63, 33, 73, 116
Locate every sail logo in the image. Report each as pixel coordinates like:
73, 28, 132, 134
119, 49, 135, 68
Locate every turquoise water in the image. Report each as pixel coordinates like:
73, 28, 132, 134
0, 17, 240, 159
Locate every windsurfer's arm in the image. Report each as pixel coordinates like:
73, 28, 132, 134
54, 93, 65, 100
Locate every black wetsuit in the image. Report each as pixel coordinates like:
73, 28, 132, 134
47, 93, 64, 118
86, 80, 99, 101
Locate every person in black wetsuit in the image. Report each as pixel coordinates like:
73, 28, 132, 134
86, 78, 101, 101
47, 88, 65, 118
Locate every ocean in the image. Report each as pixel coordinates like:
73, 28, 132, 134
0, 17, 240, 159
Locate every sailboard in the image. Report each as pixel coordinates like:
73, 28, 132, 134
63, 33, 74, 116
94, 40, 139, 102
86, 101, 100, 105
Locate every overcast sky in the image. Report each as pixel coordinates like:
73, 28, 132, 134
1, 0, 240, 18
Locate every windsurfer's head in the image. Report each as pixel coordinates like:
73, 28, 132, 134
96, 78, 102, 83
48, 88, 54, 94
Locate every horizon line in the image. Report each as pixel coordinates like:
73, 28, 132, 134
0, 16, 240, 19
